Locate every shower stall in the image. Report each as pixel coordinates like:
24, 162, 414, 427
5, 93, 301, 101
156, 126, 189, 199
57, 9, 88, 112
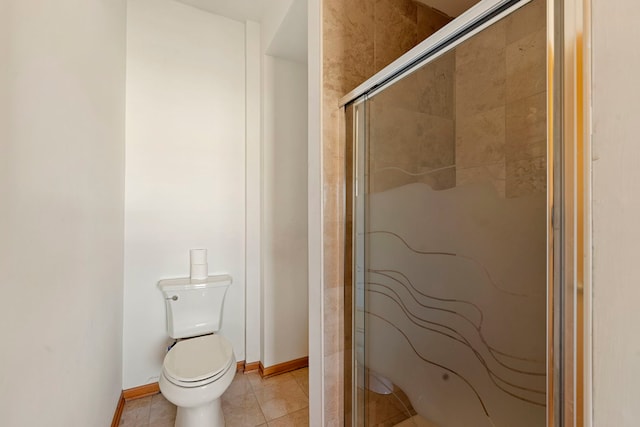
341, 0, 578, 425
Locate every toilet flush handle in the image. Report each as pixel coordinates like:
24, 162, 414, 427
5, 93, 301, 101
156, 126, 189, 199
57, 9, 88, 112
166, 295, 178, 301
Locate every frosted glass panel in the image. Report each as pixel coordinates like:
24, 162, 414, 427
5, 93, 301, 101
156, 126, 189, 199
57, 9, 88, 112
353, 1, 547, 425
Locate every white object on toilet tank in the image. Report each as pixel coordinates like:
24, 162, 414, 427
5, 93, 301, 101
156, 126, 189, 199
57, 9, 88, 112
190, 264, 208, 280
158, 274, 232, 339
189, 248, 207, 264
189, 249, 208, 280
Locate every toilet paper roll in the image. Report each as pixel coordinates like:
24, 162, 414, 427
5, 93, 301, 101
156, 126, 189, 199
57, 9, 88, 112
190, 263, 208, 280
190, 249, 207, 265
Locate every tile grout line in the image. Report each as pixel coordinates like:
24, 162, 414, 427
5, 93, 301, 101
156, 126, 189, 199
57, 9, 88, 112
248, 370, 309, 424
145, 395, 152, 426
245, 374, 269, 426
293, 372, 309, 397
248, 372, 273, 424
266, 407, 308, 425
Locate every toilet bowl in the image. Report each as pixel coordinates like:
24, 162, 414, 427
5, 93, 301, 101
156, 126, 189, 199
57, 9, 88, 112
159, 334, 236, 427
158, 273, 234, 427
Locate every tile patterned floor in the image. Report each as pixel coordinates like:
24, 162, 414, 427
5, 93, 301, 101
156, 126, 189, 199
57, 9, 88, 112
120, 368, 309, 427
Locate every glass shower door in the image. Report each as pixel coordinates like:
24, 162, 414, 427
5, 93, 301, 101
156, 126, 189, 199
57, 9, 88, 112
353, 1, 548, 425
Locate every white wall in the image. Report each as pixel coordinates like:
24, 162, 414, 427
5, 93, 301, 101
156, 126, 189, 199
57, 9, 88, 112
592, 0, 640, 425
124, 0, 246, 388
262, 55, 309, 366
307, 0, 324, 422
0, 0, 126, 425
245, 20, 263, 365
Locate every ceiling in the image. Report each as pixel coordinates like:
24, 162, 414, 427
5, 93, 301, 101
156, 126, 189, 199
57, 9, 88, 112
176, 0, 268, 23
177, 0, 480, 23
266, 0, 307, 63
171, 0, 478, 68
416, 0, 481, 17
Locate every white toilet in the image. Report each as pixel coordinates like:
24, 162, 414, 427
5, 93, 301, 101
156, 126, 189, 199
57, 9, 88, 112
158, 274, 236, 427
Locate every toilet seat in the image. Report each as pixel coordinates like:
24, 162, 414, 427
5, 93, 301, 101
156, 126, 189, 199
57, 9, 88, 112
162, 334, 234, 388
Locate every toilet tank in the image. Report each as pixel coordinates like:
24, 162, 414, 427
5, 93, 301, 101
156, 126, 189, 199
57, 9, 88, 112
158, 274, 232, 339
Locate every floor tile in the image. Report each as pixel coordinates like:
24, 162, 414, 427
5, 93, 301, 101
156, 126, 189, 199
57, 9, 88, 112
120, 396, 152, 426
224, 372, 254, 402
149, 394, 176, 424
291, 368, 309, 396
222, 391, 266, 426
253, 380, 309, 421
267, 408, 309, 427
119, 367, 309, 427
246, 371, 298, 391
148, 419, 175, 427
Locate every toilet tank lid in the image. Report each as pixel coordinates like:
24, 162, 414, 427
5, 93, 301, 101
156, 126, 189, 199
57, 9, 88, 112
158, 274, 232, 292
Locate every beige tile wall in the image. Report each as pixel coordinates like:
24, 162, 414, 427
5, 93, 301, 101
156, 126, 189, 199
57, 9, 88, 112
321, 0, 546, 425
366, 0, 547, 199
323, 0, 547, 424
456, 0, 547, 198
368, 50, 456, 193
368, 0, 546, 198
321, 0, 452, 424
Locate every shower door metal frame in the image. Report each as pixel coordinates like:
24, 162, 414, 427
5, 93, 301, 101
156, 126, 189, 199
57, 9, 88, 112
343, 0, 592, 425
550, 0, 592, 425
351, 97, 367, 427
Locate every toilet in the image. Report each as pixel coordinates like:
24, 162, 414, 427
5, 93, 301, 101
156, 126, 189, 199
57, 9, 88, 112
158, 274, 235, 427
